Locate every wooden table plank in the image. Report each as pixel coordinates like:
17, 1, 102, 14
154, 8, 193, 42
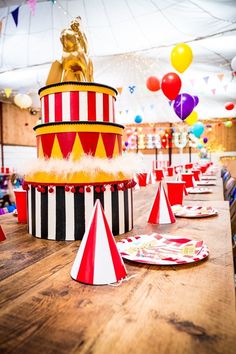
0, 184, 235, 354
0, 215, 70, 281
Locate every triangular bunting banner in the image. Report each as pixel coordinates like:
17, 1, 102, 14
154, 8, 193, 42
203, 76, 209, 84
117, 87, 123, 95
4, 88, 12, 98
217, 73, 224, 82
41, 133, 55, 158
71, 199, 127, 285
27, 0, 37, 15
190, 79, 195, 86
101, 133, 116, 158
223, 84, 228, 92
148, 182, 176, 224
0, 21, 2, 36
11, 7, 20, 27
211, 88, 216, 95
128, 85, 136, 94
78, 132, 99, 155
57, 132, 76, 159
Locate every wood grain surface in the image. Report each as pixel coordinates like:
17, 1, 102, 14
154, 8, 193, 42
0, 179, 235, 354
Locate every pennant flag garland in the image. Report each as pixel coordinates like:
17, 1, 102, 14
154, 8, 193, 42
0, 21, 2, 36
217, 73, 224, 82
4, 88, 12, 98
11, 7, 20, 27
190, 79, 195, 86
223, 84, 228, 92
117, 87, 123, 95
128, 85, 136, 94
27, 0, 37, 15
203, 76, 209, 85
71, 199, 127, 285
211, 88, 216, 95
148, 182, 176, 224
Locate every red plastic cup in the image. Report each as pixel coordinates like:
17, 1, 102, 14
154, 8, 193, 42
1, 167, 4, 173
154, 169, 164, 181
181, 173, 195, 188
167, 166, 174, 177
166, 181, 186, 206
200, 165, 208, 173
192, 169, 201, 181
185, 163, 193, 170
14, 190, 27, 223
137, 173, 148, 187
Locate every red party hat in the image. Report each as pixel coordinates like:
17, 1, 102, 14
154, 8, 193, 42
148, 182, 176, 224
0, 225, 6, 241
71, 199, 127, 285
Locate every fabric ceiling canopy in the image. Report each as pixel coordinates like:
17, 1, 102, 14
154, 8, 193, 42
0, 0, 235, 123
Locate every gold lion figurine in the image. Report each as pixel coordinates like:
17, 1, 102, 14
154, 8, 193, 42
46, 16, 94, 84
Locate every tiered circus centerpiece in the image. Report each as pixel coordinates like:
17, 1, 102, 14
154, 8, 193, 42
24, 17, 136, 241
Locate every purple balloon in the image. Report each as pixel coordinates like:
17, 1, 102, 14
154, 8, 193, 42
193, 95, 199, 107
203, 137, 208, 144
173, 93, 195, 120
124, 141, 129, 147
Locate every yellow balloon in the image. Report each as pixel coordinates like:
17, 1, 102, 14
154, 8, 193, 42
185, 111, 198, 126
199, 137, 204, 144
171, 43, 193, 73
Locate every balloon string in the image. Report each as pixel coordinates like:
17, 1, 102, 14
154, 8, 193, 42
109, 273, 138, 287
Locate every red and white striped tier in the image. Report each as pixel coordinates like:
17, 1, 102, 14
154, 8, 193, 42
39, 83, 117, 125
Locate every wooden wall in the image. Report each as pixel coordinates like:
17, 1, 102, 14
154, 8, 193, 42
0, 102, 235, 153
1, 103, 39, 147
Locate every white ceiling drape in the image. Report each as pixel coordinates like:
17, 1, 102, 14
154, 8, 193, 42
0, 0, 236, 123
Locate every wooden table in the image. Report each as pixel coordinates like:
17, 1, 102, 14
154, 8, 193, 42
0, 184, 235, 354
185, 177, 224, 202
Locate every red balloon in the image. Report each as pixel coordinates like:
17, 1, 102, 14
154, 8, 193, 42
225, 102, 235, 110
161, 72, 182, 100
146, 76, 160, 92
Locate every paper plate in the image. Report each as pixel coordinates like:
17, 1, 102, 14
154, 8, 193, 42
187, 187, 213, 194
201, 176, 217, 181
172, 205, 218, 218
197, 181, 216, 186
117, 233, 209, 265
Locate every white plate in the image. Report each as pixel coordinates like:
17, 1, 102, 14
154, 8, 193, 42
172, 205, 218, 218
187, 187, 213, 194
197, 181, 216, 186
117, 233, 209, 265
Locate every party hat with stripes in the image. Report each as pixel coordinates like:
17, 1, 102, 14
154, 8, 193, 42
0, 225, 6, 241
71, 199, 127, 285
148, 182, 176, 224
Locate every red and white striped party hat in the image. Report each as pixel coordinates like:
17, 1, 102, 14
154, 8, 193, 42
148, 182, 176, 224
0, 225, 6, 241
71, 199, 127, 285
